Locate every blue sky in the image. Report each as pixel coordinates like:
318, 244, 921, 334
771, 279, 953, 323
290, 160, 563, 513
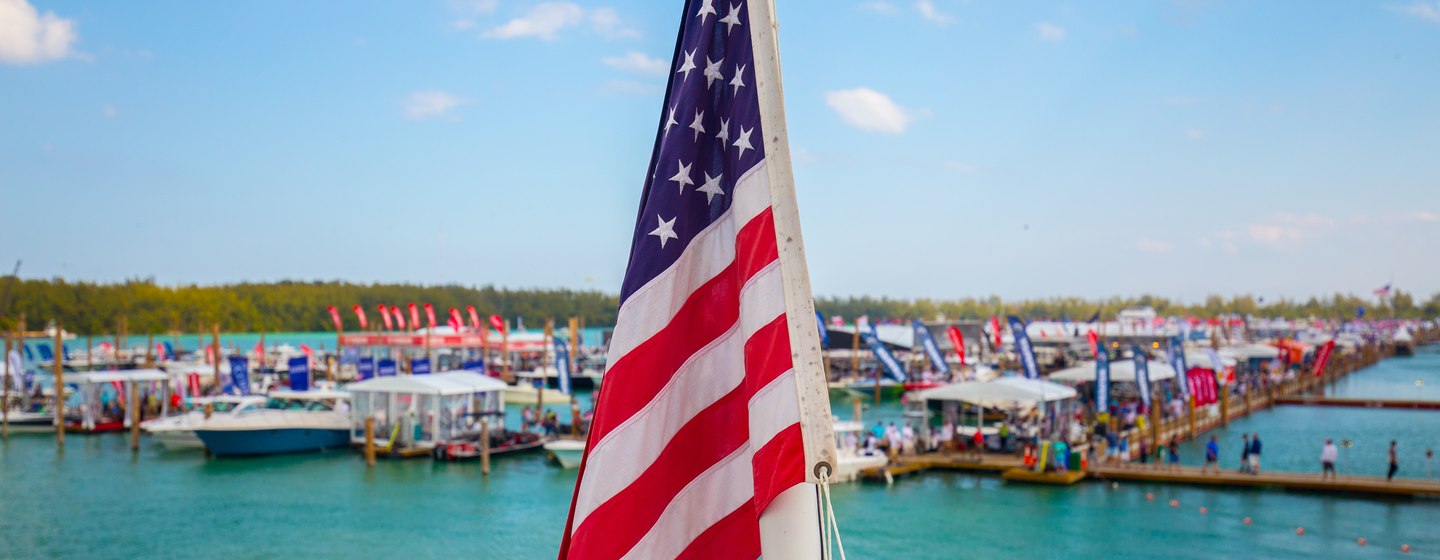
2, 0, 1438, 302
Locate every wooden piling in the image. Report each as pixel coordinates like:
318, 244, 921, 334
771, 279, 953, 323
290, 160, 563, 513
54, 322, 64, 447
130, 381, 141, 451
853, 397, 862, 423
1219, 390, 1230, 425
210, 323, 221, 394
364, 416, 376, 467
3, 329, 11, 439
145, 332, 154, 367
1187, 397, 1197, 439
480, 418, 491, 475
850, 320, 860, 376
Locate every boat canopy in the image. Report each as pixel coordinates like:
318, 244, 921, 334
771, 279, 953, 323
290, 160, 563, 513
346, 371, 507, 396
1049, 360, 1178, 383
1225, 343, 1282, 361
915, 377, 1077, 405
65, 369, 170, 384
267, 389, 351, 401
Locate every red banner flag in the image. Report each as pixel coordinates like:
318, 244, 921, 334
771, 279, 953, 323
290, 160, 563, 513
467, 305, 482, 330
488, 314, 506, 334
1086, 330, 1099, 358
187, 372, 202, 397
391, 306, 407, 330
155, 342, 167, 361
448, 308, 463, 331
408, 303, 420, 330
353, 305, 369, 330
946, 326, 966, 365
423, 303, 437, 329
378, 305, 394, 330
327, 306, 343, 331
1312, 339, 1336, 377
448, 316, 461, 332
990, 316, 1002, 349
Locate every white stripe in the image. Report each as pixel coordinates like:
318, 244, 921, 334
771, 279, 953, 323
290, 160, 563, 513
619, 445, 755, 560
572, 265, 786, 530
748, 369, 800, 447
606, 161, 771, 366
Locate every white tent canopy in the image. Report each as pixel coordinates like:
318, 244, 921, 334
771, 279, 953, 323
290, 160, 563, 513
1184, 350, 1236, 370
66, 369, 171, 384
346, 371, 507, 396
1049, 360, 1178, 383
1224, 344, 1281, 361
915, 376, 1077, 405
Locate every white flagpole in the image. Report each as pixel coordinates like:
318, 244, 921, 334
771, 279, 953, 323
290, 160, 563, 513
747, 0, 836, 557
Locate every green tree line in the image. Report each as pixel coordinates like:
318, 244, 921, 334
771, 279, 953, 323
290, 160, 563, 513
1, 278, 1435, 335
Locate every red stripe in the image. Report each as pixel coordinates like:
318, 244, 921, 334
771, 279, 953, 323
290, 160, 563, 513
674, 501, 761, 560
588, 211, 779, 444
568, 387, 749, 559
750, 423, 806, 514
743, 315, 791, 395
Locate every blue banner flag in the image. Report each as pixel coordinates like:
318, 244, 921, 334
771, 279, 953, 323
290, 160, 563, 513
462, 359, 486, 373
357, 357, 376, 381
1132, 346, 1152, 410
22, 344, 34, 361
411, 358, 431, 375
816, 310, 830, 349
555, 338, 572, 395
911, 320, 950, 375
227, 356, 250, 396
377, 359, 397, 377
1095, 345, 1111, 412
163, 341, 175, 360
287, 356, 310, 392
1168, 336, 1190, 399
1008, 316, 1040, 379
36, 344, 53, 362
861, 324, 907, 382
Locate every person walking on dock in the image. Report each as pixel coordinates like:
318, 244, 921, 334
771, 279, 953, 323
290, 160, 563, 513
1239, 434, 1252, 474
1166, 439, 1180, 472
1249, 433, 1263, 474
1320, 439, 1338, 481
1387, 440, 1399, 481
1202, 436, 1219, 475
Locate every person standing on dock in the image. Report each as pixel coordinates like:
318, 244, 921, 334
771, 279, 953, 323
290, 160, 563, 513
1202, 436, 1219, 475
1320, 439, 1338, 481
1239, 434, 1252, 474
1387, 440, 1399, 481
1249, 433, 1263, 474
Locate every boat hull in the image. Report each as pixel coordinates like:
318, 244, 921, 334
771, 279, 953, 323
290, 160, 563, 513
195, 428, 350, 457
152, 430, 204, 450
543, 440, 585, 469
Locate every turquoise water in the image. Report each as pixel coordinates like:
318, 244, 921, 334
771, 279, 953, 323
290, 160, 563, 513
2, 349, 1438, 558
1326, 344, 1440, 402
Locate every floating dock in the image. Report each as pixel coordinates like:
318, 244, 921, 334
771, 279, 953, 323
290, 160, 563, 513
1272, 396, 1440, 410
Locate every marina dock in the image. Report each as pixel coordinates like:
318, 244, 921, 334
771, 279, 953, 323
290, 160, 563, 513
1272, 396, 1440, 410
868, 453, 1440, 499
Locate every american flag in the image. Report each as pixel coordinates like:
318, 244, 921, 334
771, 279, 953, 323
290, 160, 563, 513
1374, 283, 1392, 297
560, 1, 833, 558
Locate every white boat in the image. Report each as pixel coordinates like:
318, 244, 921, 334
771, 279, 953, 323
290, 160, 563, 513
544, 439, 585, 469
503, 384, 572, 406
141, 396, 267, 450
1, 410, 59, 433
831, 420, 888, 482
191, 390, 351, 457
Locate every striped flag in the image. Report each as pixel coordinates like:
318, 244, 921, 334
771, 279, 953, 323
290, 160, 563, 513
560, 1, 834, 558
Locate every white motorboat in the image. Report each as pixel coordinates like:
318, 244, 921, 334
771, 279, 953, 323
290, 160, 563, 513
191, 390, 351, 457
1, 409, 60, 433
832, 420, 888, 482
543, 439, 585, 469
141, 396, 267, 450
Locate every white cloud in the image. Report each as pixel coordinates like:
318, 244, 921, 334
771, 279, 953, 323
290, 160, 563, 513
1137, 238, 1173, 253
1035, 22, 1066, 42
1246, 224, 1303, 246
860, 2, 897, 14
824, 88, 912, 134
915, 0, 954, 24
589, 7, 638, 39
403, 90, 466, 119
102, 105, 116, 118
943, 161, 977, 173
452, 19, 477, 30
449, 0, 500, 14
602, 51, 666, 74
1185, 127, 1206, 140
0, 0, 78, 65
484, 2, 585, 41
1396, 1, 1440, 23
1415, 211, 1439, 222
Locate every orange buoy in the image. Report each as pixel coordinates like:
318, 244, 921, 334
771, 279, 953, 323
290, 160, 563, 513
1400, 544, 1411, 553
1356, 538, 1367, 546
1169, 500, 1179, 507
1146, 493, 1154, 501
1242, 517, 1252, 525
1199, 507, 1208, 515
1296, 527, 1306, 536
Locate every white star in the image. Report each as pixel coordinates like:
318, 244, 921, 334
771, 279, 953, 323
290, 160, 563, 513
664, 105, 678, 135
696, 0, 717, 23
734, 126, 754, 158
719, 3, 742, 34
730, 64, 746, 96
648, 215, 679, 249
676, 49, 697, 82
716, 117, 730, 146
704, 56, 725, 89
697, 172, 725, 204
669, 159, 694, 193
689, 110, 706, 141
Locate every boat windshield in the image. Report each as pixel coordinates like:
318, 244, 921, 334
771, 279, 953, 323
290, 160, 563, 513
262, 398, 334, 411
211, 402, 240, 413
